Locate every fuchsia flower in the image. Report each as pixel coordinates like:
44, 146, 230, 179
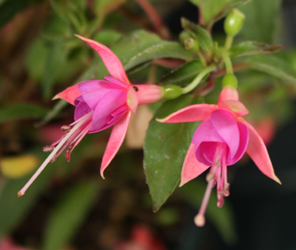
158, 86, 281, 226
18, 35, 164, 197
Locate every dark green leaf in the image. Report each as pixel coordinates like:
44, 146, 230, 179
180, 180, 237, 244
43, 180, 99, 250
228, 41, 283, 57
158, 59, 204, 86
0, 103, 49, 124
181, 18, 213, 53
245, 55, 296, 84
191, 0, 250, 28
144, 96, 200, 211
239, 0, 281, 43
0, 160, 55, 237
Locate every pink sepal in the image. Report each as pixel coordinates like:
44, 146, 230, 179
180, 143, 210, 186
75, 34, 130, 86
240, 118, 281, 184
53, 84, 81, 105
135, 84, 164, 105
218, 100, 249, 117
100, 111, 131, 178
218, 86, 239, 102
157, 104, 217, 123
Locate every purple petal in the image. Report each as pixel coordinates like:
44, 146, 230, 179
90, 90, 128, 132
74, 96, 92, 120
228, 121, 249, 165
192, 117, 225, 165
78, 80, 127, 110
210, 109, 239, 160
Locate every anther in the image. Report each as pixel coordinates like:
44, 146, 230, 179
133, 86, 139, 92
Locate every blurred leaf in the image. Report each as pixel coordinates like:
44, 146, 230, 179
0, 159, 55, 237
181, 18, 213, 53
190, 0, 250, 28
245, 55, 296, 84
1, 155, 38, 179
239, 0, 281, 43
228, 41, 283, 57
0, 103, 48, 124
25, 39, 48, 81
117, 31, 193, 71
43, 180, 99, 250
144, 96, 200, 212
94, 0, 126, 25
158, 60, 204, 86
42, 41, 68, 99
180, 180, 237, 244
93, 29, 121, 46
25, 35, 87, 99
50, 0, 86, 31
41, 13, 72, 40
0, 0, 46, 28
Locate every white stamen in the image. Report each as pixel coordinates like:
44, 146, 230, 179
18, 112, 93, 197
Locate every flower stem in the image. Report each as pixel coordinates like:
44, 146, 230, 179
220, 49, 233, 74
224, 35, 233, 50
181, 64, 216, 94
197, 51, 207, 67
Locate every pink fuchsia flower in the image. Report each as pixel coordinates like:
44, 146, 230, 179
157, 86, 281, 226
18, 35, 164, 197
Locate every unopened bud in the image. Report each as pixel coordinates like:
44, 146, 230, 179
179, 30, 192, 44
162, 85, 183, 99
224, 9, 245, 37
222, 73, 238, 88
184, 38, 199, 51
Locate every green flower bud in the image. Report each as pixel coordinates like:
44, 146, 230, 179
179, 31, 192, 44
184, 38, 199, 51
222, 73, 238, 88
224, 9, 245, 37
162, 85, 183, 99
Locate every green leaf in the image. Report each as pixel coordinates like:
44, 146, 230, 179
228, 41, 283, 57
192, 0, 251, 28
144, 96, 200, 212
0, 103, 48, 124
180, 180, 237, 245
239, 0, 281, 43
158, 59, 204, 86
181, 18, 213, 53
43, 180, 99, 250
113, 30, 194, 72
245, 55, 296, 84
0, 160, 55, 237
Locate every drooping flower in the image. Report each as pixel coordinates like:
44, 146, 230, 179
18, 35, 164, 197
157, 86, 280, 226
